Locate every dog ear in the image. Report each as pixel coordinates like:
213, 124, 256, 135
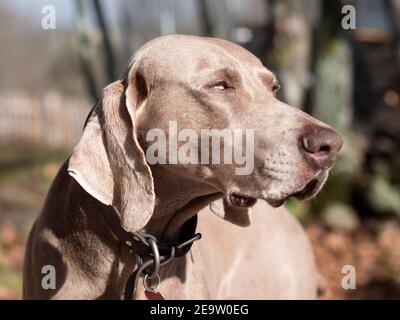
209, 198, 251, 227
68, 78, 155, 233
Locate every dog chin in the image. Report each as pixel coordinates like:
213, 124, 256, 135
264, 170, 329, 208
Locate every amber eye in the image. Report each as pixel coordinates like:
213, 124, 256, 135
212, 80, 232, 90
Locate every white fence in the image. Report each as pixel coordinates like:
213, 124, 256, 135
0, 92, 91, 148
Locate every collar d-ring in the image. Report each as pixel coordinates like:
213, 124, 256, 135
144, 273, 160, 292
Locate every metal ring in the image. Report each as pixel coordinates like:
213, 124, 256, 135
147, 238, 160, 279
132, 231, 158, 247
160, 245, 176, 266
143, 273, 160, 292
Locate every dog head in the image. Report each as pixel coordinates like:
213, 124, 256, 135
69, 35, 343, 232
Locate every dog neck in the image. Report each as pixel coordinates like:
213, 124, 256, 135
144, 166, 222, 241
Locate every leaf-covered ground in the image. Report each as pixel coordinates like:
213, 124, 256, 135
309, 220, 400, 299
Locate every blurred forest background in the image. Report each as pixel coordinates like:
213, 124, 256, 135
0, 0, 400, 299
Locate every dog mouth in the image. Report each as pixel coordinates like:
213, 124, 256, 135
229, 193, 257, 208
265, 172, 325, 208
227, 171, 326, 209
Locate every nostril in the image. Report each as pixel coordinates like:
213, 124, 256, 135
317, 145, 331, 155
302, 138, 330, 158
300, 127, 342, 168
301, 136, 325, 155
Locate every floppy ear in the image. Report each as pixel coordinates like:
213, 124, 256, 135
68, 79, 155, 233
209, 198, 252, 227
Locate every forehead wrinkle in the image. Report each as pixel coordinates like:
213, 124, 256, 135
207, 43, 257, 101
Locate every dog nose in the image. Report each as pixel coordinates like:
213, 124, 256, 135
301, 127, 343, 169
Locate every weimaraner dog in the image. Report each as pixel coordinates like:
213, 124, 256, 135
23, 35, 342, 299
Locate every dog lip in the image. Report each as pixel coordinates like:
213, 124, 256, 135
292, 173, 322, 200
265, 171, 324, 207
229, 193, 257, 208
265, 198, 285, 208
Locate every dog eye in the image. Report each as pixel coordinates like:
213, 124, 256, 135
212, 80, 233, 90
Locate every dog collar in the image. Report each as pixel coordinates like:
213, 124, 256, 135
102, 205, 201, 300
